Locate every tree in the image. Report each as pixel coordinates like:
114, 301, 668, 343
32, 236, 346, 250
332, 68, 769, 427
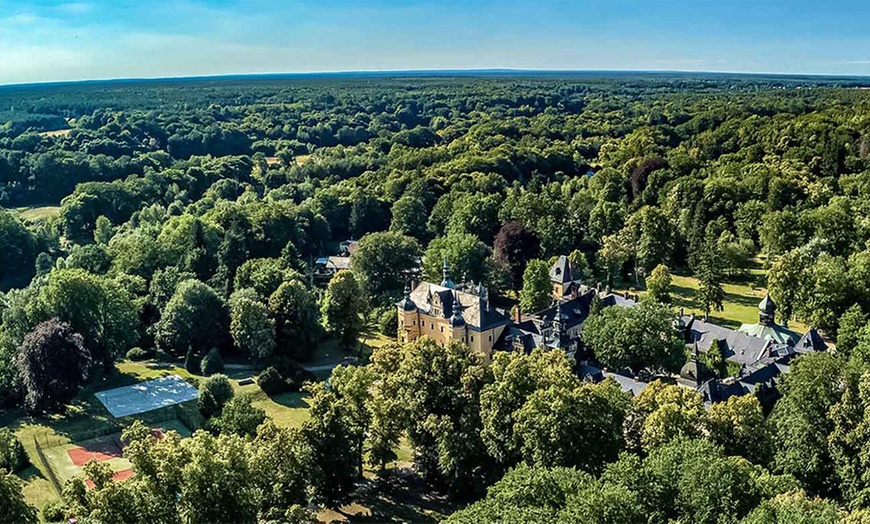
200, 347, 224, 376
0, 470, 37, 524
518, 259, 552, 313
155, 279, 229, 356
707, 395, 770, 464
828, 367, 870, 508
696, 246, 725, 318
493, 221, 541, 289
17, 319, 92, 414
423, 233, 491, 285
514, 379, 628, 473
179, 432, 259, 524
350, 231, 421, 300
229, 289, 275, 360
626, 381, 707, 451
743, 491, 841, 524
567, 249, 591, 282
837, 305, 866, 359
250, 421, 314, 517
480, 350, 577, 470
646, 264, 672, 304
599, 227, 633, 284
93, 215, 113, 245
767, 248, 811, 326
385, 338, 493, 495
389, 195, 428, 240
233, 258, 298, 299
302, 381, 361, 507
37, 268, 138, 368
582, 302, 685, 374
321, 271, 364, 350
268, 280, 320, 361
199, 374, 234, 417
213, 393, 267, 438
0, 429, 27, 473
632, 206, 675, 277
771, 352, 845, 497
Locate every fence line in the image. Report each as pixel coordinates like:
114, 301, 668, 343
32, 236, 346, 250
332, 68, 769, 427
32, 436, 62, 495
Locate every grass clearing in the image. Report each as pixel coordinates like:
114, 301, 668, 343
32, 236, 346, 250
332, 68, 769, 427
621, 266, 809, 333
16, 205, 61, 221
38, 129, 71, 138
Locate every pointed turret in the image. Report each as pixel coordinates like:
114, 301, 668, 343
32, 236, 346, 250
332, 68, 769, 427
441, 258, 455, 289
759, 294, 776, 325
401, 281, 416, 311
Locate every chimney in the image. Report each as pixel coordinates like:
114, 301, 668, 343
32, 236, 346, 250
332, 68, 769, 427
680, 307, 684, 317
595, 281, 601, 293
514, 305, 522, 323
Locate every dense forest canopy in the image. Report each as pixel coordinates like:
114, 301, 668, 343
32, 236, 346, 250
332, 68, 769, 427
4, 72, 870, 522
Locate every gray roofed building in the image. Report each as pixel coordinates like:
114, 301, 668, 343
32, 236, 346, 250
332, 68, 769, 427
550, 255, 573, 285
680, 315, 772, 367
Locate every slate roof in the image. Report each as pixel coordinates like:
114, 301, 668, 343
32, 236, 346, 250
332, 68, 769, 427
681, 315, 772, 366
550, 255, 573, 284
534, 290, 597, 329
407, 282, 511, 331
795, 327, 828, 353
604, 371, 648, 396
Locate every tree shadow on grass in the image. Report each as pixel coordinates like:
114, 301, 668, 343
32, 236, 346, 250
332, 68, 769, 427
338, 469, 463, 523
269, 392, 310, 410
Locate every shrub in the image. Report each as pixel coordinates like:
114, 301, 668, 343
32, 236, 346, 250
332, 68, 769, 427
198, 374, 234, 417
125, 347, 152, 361
41, 500, 66, 523
184, 347, 200, 374
213, 394, 266, 437
257, 366, 288, 396
200, 348, 224, 376
268, 356, 316, 392
0, 428, 27, 472
377, 306, 398, 337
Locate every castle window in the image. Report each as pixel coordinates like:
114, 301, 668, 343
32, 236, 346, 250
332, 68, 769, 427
430, 322, 434, 330
440, 326, 444, 333
488, 334, 492, 342
471, 336, 474, 342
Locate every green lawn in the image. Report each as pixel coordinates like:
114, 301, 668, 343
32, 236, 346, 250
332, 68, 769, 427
622, 268, 808, 333
7, 331, 399, 513
16, 206, 61, 221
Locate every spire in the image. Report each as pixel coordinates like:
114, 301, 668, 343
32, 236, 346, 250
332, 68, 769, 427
441, 258, 455, 289
759, 293, 776, 325
401, 281, 416, 311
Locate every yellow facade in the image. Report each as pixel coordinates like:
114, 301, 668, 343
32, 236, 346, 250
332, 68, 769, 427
398, 306, 506, 359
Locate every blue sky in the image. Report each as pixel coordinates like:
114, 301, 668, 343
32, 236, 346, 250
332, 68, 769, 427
1, 0, 869, 84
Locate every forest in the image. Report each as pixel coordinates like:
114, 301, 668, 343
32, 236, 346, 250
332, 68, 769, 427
3, 72, 870, 522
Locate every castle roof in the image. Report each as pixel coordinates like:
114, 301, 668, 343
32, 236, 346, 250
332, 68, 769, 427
405, 282, 510, 331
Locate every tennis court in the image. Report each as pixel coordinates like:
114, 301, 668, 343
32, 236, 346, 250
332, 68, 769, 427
95, 375, 198, 418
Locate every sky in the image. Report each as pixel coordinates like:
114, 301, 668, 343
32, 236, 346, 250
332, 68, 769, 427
1, 0, 870, 85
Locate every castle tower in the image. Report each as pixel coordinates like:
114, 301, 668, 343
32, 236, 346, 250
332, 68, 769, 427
397, 281, 419, 343
758, 294, 776, 325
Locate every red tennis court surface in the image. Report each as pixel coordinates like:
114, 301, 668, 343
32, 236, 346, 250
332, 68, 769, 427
85, 468, 135, 488
67, 440, 123, 466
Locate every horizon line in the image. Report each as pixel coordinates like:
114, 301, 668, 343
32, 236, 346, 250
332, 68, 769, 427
3, 67, 870, 89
